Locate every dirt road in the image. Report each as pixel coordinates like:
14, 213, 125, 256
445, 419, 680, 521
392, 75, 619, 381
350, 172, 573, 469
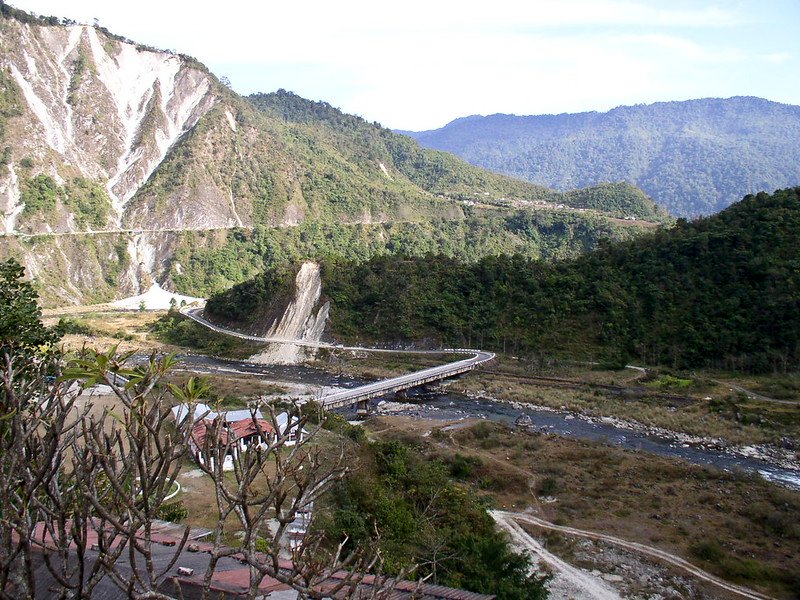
491, 510, 776, 600
491, 510, 624, 599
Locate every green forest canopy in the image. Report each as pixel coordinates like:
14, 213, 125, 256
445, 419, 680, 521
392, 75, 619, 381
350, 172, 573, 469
208, 188, 800, 373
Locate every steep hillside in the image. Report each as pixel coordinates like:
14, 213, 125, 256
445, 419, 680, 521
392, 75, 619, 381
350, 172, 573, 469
0, 6, 218, 232
407, 97, 800, 217
247, 91, 668, 223
209, 188, 800, 373
0, 5, 663, 305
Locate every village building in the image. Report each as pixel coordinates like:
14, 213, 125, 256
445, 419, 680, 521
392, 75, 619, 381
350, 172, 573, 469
171, 404, 307, 471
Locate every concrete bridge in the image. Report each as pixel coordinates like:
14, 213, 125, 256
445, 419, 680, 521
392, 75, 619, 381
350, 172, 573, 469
319, 349, 494, 409
182, 307, 494, 410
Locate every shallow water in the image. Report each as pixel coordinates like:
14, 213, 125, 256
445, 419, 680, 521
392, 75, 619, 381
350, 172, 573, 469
385, 390, 800, 490
170, 355, 800, 490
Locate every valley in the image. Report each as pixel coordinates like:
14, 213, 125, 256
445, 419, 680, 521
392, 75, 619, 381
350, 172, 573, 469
39, 301, 800, 599
1, 3, 798, 599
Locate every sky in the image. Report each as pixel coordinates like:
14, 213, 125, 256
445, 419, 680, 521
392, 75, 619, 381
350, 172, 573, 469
8, 0, 800, 130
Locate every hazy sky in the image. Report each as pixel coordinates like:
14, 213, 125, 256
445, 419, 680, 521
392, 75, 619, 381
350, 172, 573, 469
9, 0, 800, 130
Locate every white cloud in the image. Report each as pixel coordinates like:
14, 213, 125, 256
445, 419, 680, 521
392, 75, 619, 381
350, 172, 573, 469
763, 52, 791, 65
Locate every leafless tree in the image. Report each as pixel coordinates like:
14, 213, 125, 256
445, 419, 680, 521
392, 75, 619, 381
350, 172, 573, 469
63, 348, 202, 599
193, 400, 403, 599
0, 349, 85, 599
2, 343, 407, 599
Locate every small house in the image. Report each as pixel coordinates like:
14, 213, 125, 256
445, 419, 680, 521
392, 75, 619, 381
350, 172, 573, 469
173, 404, 304, 470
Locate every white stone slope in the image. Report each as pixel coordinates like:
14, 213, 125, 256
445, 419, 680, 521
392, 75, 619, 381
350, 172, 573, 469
249, 262, 330, 365
0, 164, 23, 234
0, 19, 217, 230
111, 283, 204, 310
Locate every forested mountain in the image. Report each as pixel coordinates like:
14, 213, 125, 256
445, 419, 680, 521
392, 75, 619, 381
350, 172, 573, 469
406, 97, 800, 217
209, 188, 800, 373
0, 5, 662, 304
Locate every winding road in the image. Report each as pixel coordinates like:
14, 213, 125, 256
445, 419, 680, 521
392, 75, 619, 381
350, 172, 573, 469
491, 511, 776, 600
181, 307, 495, 409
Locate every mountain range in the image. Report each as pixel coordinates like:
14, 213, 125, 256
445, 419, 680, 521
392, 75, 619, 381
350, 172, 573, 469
0, 4, 664, 305
405, 97, 800, 217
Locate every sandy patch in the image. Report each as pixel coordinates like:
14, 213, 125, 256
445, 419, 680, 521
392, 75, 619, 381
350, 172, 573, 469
112, 284, 204, 310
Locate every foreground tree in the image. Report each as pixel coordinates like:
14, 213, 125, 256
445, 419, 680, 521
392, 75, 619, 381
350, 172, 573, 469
0, 260, 400, 598
0, 259, 77, 598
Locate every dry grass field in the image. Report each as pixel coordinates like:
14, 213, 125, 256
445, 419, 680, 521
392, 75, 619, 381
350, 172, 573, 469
365, 416, 800, 599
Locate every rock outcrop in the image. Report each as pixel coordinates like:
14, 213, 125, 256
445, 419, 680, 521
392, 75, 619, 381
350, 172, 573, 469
0, 20, 217, 230
249, 261, 330, 364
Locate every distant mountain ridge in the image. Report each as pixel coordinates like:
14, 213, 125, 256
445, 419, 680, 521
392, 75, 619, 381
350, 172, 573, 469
406, 97, 800, 217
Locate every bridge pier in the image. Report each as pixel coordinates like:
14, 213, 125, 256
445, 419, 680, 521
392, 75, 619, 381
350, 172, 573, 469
356, 400, 370, 417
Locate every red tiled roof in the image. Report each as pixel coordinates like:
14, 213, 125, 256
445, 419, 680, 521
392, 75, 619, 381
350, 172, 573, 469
191, 418, 274, 450
191, 419, 229, 448
228, 418, 274, 440
202, 567, 289, 593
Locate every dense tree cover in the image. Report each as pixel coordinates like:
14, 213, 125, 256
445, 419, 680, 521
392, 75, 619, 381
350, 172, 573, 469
337, 188, 800, 371
323, 439, 548, 599
209, 189, 800, 373
0, 258, 59, 360
204, 261, 295, 327
562, 182, 670, 220
0, 67, 23, 167
193, 209, 640, 312
246, 90, 665, 221
18, 174, 112, 227
0, 1, 63, 26
408, 97, 800, 217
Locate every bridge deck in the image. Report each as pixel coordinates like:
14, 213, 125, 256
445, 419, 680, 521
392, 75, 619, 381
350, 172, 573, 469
321, 351, 494, 408
182, 307, 494, 409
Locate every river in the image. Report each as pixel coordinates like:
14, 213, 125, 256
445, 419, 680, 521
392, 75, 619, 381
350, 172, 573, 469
173, 354, 800, 490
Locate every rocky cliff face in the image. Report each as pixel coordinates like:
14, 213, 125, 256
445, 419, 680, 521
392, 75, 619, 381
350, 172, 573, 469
0, 18, 218, 232
0, 15, 226, 298
249, 261, 330, 364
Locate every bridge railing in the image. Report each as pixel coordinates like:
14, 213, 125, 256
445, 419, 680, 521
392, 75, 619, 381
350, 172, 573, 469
183, 306, 495, 410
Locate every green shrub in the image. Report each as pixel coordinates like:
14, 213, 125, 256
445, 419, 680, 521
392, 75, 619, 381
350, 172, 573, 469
254, 537, 271, 553
719, 557, 776, 582
537, 476, 559, 497
157, 501, 188, 523
321, 411, 365, 442
20, 174, 63, 216
690, 539, 725, 563
57, 317, 95, 336
471, 421, 496, 440
448, 453, 483, 479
